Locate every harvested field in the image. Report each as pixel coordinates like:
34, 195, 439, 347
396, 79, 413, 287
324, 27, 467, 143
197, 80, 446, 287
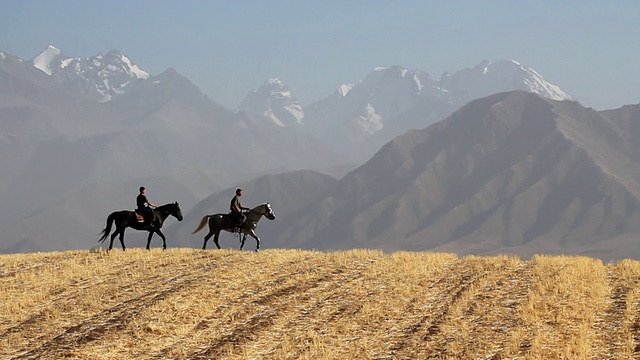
1, 248, 639, 359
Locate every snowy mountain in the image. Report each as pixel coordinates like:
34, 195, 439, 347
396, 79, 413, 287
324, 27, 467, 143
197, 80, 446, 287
298, 60, 574, 162
30, 45, 149, 102
438, 60, 573, 104
235, 60, 572, 141
304, 66, 438, 134
237, 78, 304, 127
234, 60, 572, 149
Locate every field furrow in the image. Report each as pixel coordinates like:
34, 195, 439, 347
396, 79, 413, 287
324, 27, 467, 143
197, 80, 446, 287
0, 257, 150, 339
12, 273, 199, 359
383, 255, 484, 359
135, 250, 316, 359
38, 249, 251, 359
421, 256, 533, 359
184, 253, 374, 359
1, 249, 213, 358
516, 255, 609, 358
591, 260, 640, 359
244, 251, 387, 359
0, 251, 79, 280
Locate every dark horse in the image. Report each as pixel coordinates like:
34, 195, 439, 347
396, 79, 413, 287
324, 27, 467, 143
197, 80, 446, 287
192, 203, 276, 251
98, 202, 183, 251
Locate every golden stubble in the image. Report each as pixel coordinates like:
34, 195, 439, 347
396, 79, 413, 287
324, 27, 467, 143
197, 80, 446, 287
1, 248, 638, 359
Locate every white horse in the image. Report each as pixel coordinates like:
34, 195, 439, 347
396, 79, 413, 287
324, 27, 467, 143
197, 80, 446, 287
192, 203, 276, 251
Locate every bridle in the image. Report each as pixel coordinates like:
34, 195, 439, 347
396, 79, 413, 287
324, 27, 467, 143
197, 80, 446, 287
248, 203, 274, 217
159, 202, 182, 219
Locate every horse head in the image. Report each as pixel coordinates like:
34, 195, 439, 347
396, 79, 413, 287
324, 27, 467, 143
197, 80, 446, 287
173, 202, 184, 221
164, 202, 183, 221
250, 203, 276, 221
263, 203, 276, 220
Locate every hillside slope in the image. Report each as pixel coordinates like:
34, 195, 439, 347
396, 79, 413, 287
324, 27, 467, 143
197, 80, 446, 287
2, 249, 640, 359
273, 92, 640, 260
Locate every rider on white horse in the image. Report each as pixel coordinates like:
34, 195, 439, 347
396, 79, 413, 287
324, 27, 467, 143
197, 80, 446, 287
229, 188, 249, 232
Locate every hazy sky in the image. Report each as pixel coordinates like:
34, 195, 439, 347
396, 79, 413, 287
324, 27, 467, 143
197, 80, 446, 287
1, 1, 638, 110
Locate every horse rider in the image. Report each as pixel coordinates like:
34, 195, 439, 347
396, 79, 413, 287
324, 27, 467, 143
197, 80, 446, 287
137, 186, 158, 228
230, 188, 249, 232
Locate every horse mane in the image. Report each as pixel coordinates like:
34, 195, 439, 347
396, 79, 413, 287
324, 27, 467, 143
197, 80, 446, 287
248, 203, 269, 213
157, 202, 178, 210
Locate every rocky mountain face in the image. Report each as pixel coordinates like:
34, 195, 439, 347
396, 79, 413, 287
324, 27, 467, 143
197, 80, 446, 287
230, 91, 640, 261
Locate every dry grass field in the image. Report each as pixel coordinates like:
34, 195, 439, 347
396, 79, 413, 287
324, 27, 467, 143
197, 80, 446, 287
1, 248, 640, 359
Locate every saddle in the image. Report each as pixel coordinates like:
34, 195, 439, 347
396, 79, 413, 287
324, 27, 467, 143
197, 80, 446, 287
228, 211, 249, 232
135, 210, 149, 223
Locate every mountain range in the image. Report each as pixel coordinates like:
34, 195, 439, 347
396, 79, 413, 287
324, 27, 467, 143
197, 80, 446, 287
177, 92, 640, 261
3, 45, 638, 260
241, 61, 573, 162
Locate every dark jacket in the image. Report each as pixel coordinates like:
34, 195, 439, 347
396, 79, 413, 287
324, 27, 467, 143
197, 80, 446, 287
137, 194, 150, 210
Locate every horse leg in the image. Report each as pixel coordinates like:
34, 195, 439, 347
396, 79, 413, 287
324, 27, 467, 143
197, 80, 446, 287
247, 230, 260, 252
146, 231, 154, 250
119, 228, 126, 251
239, 234, 247, 250
213, 231, 221, 249
156, 230, 167, 250
108, 228, 119, 251
202, 230, 214, 250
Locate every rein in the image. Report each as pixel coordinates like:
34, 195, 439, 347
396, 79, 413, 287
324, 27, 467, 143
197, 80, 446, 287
154, 203, 179, 219
247, 204, 267, 216
155, 205, 171, 216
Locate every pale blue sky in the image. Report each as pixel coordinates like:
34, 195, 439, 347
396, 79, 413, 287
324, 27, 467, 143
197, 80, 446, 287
1, 1, 638, 110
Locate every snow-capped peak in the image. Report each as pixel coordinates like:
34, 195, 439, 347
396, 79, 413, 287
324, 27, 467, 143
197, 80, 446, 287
338, 84, 354, 97
515, 62, 571, 101
102, 49, 149, 80
437, 59, 573, 102
29, 46, 151, 102
32, 45, 62, 75
238, 78, 304, 127
265, 77, 285, 86
258, 78, 292, 98
483, 61, 492, 75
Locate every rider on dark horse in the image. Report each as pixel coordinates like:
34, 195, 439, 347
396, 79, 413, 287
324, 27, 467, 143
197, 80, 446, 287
136, 186, 158, 228
230, 188, 249, 232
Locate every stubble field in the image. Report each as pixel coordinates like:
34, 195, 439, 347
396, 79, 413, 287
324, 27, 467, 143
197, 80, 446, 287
1, 247, 640, 359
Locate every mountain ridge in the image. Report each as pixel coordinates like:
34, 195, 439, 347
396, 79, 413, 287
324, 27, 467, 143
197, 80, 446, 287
243, 91, 640, 260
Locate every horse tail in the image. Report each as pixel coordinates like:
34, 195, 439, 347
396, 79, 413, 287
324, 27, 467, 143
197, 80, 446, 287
192, 215, 210, 234
98, 212, 116, 243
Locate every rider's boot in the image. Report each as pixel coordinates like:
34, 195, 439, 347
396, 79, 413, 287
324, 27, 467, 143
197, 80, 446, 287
144, 215, 155, 230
